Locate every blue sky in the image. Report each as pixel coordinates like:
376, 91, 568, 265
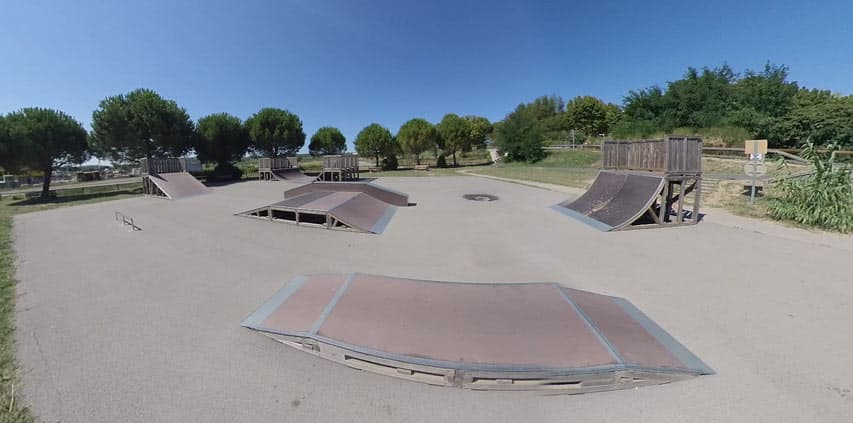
2, 0, 852, 157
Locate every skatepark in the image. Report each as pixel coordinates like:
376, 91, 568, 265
12, 169, 853, 422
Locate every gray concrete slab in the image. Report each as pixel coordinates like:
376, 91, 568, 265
13, 176, 853, 422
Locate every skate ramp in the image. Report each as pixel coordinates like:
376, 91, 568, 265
553, 171, 665, 231
284, 181, 409, 207
146, 172, 210, 200
270, 168, 319, 184
237, 191, 398, 234
242, 273, 713, 393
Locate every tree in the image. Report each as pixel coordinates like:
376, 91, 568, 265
6, 108, 88, 198
465, 115, 492, 150
436, 114, 472, 166
308, 127, 346, 156
90, 88, 194, 163
397, 118, 437, 165
245, 108, 305, 157
565, 96, 610, 139
0, 115, 13, 171
354, 123, 396, 167
494, 105, 545, 162
195, 113, 250, 178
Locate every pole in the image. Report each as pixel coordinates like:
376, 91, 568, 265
750, 139, 757, 204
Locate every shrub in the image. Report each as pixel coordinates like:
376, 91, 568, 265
381, 155, 398, 171
767, 142, 853, 232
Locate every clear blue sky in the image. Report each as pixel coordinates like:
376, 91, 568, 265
2, 0, 852, 156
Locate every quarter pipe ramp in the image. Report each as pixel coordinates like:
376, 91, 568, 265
242, 273, 713, 393
553, 171, 666, 231
270, 168, 319, 184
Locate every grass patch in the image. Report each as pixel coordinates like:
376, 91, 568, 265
0, 185, 142, 422
466, 167, 596, 188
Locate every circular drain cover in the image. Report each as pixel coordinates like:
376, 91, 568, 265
463, 194, 499, 202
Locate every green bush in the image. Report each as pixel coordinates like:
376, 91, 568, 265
381, 155, 398, 171
767, 142, 853, 232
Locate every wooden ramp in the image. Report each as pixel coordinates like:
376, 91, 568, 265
237, 183, 407, 234
242, 273, 713, 393
145, 172, 210, 200
553, 171, 667, 231
269, 168, 319, 184
284, 182, 409, 207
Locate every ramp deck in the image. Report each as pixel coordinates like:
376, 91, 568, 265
242, 273, 713, 393
284, 181, 409, 207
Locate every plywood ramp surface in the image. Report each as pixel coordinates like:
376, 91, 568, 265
242, 273, 713, 392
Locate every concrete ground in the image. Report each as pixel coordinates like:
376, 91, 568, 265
13, 176, 853, 423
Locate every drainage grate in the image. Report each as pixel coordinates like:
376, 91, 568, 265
463, 194, 499, 202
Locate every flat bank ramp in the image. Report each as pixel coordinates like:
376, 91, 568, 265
242, 273, 713, 393
270, 168, 318, 184
553, 171, 665, 231
284, 182, 409, 207
146, 172, 210, 200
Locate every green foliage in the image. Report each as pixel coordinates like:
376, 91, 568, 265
209, 162, 244, 180
194, 113, 250, 168
381, 154, 399, 171
565, 96, 611, 139
397, 118, 437, 165
355, 123, 396, 167
618, 62, 853, 148
437, 113, 472, 166
494, 104, 546, 162
245, 108, 305, 157
464, 115, 492, 150
90, 88, 194, 162
0, 116, 13, 171
308, 126, 346, 156
6, 108, 89, 198
766, 89, 853, 147
767, 142, 853, 232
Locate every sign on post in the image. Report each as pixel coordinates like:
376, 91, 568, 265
744, 140, 768, 204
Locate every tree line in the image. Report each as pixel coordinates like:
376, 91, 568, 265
492, 62, 853, 162
4, 62, 851, 197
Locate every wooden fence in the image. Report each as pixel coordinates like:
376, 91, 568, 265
602, 137, 702, 174
258, 157, 297, 171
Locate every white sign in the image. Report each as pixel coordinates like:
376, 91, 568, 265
744, 161, 767, 177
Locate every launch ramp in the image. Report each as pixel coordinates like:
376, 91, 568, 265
242, 273, 713, 393
237, 182, 408, 234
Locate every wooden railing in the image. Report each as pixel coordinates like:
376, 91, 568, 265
258, 157, 296, 171
602, 137, 702, 174
323, 154, 359, 170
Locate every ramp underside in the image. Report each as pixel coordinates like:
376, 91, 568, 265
146, 172, 210, 200
271, 168, 318, 184
284, 182, 409, 207
554, 171, 665, 231
238, 191, 397, 234
242, 273, 713, 393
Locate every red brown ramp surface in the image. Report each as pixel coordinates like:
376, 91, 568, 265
242, 273, 713, 393
146, 172, 210, 200
236, 191, 398, 233
270, 168, 319, 184
284, 181, 409, 207
552, 171, 665, 231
